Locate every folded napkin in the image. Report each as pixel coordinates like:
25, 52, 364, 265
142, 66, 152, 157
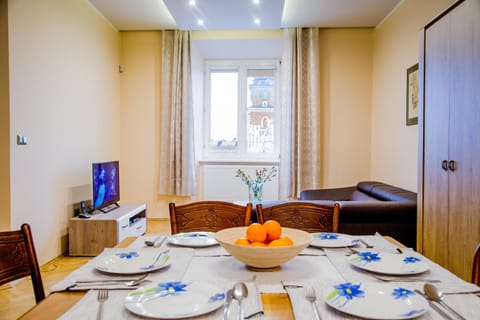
284, 280, 479, 320
50, 247, 194, 292
59, 280, 264, 320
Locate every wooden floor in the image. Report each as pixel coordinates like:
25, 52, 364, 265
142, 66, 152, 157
0, 219, 171, 320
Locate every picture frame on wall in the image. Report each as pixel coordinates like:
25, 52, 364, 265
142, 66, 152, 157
406, 63, 419, 125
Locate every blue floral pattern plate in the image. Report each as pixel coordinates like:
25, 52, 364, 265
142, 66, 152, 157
125, 281, 225, 319
347, 251, 429, 275
324, 282, 428, 319
94, 250, 170, 274
168, 232, 218, 247
310, 232, 360, 248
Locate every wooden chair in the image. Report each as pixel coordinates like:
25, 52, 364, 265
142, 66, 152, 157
256, 202, 340, 233
169, 201, 252, 234
473, 243, 480, 286
0, 223, 45, 303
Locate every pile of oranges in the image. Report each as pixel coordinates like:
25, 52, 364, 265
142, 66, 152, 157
234, 220, 293, 247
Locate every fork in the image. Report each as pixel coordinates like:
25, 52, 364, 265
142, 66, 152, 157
304, 286, 321, 320
96, 289, 109, 320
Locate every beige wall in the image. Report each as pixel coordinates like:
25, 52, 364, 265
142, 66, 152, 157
7, 0, 120, 264
119, 31, 172, 218
319, 28, 373, 188
371, 0, 455, 191
0, 0, 10, 230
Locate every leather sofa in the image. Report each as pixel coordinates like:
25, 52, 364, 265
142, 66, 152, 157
254, 181, 417, 248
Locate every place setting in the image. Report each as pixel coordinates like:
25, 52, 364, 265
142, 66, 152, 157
50, 247, 194, 292
58, 279, 265, 320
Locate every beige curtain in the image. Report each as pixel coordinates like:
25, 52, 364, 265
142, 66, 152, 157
158, 30, 196, 196
279, 28, 322, 199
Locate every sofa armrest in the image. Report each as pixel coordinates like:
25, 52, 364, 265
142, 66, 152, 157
300, 186, 357, 200
336, 201, 417, 248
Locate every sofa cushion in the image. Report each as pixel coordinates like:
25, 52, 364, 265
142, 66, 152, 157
349, 190, 379, 201
357, 181, 417, 202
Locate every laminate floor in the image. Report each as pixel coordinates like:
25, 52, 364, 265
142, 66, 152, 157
0, 219, 171, 320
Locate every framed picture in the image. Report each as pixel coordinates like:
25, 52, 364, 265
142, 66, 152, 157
406, 63, 419, 125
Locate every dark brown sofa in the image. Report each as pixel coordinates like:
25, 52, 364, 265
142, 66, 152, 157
253, 181, 417, 248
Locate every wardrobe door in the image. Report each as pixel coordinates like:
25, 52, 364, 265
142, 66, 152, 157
447, 0, 480, 280
422, 0, 480, 281
422, 6, 451, 270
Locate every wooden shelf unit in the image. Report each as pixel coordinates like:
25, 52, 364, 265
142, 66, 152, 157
68, 203, 147, 256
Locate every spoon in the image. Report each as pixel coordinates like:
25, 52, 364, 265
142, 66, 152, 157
414, 289, 452, 320
232, 282, 248, 320
423, 283, 466, 320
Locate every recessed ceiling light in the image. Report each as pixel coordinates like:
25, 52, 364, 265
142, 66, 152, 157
189, 0, 196, 6
254, 18, 261, 25
197, 19, 204, 26
253, 0, 260, 5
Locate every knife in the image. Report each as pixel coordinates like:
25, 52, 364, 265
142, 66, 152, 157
223, 289, 233, 320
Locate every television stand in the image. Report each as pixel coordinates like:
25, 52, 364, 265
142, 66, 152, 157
98, 202, 120, 213
68, 203, 147, 256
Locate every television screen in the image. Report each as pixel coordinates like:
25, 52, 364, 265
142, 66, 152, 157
92, 161, 120, 212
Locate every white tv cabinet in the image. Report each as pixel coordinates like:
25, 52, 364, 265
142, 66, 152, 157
69, 203, 147, 256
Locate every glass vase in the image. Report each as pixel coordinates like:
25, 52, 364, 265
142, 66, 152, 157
248, 184, 263, 202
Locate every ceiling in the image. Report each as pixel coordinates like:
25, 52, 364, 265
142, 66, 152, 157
88, 0, 402, 31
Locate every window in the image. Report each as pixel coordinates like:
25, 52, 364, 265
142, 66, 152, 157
204, 60, 280, 160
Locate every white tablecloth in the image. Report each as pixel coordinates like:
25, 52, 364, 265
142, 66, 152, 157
53, 233, 480, 319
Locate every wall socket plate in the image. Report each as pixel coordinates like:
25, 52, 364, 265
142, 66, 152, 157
17, 135, 27, 145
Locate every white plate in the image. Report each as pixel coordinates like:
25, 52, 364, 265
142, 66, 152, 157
94, 250, 170, 274
125, 281, 225, 319
324, 282, 428, 319
310, 233, 360, 248
168, 232, 218, 247
347, 251, 429, 275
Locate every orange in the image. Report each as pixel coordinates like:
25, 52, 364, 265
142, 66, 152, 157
234, 238, 250, 246
250, 241, 267, 247
268, 237, 294, 247
264, 220, 282, 241
246, 223, 267, 243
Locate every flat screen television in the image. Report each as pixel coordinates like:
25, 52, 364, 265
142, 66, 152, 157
92, 161, 120, 212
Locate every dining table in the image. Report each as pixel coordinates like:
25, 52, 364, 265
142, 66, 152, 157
18, 233, 480, 320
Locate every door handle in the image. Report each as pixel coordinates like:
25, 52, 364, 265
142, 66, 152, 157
448, 160, 456, 171
442, 160, 448, 171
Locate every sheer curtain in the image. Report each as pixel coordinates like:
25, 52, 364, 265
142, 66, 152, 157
158, 30, 196, 196
279, 28, 322, 199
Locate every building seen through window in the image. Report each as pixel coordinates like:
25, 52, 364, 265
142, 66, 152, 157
206, 60, 279, 160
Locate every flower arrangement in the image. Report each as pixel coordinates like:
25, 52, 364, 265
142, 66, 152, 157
235, 167, 277, 202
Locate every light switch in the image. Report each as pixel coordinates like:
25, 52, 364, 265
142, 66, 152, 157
16, 135, 27, 145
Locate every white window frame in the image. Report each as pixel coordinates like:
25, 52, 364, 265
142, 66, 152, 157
202, 59, 280, 162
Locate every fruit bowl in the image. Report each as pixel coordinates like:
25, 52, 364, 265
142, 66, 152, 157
215, 227, 313, 270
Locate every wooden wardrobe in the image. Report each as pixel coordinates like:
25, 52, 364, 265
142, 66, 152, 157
418, 0, 480, 281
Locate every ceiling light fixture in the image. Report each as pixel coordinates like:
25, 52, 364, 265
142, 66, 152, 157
189, 0, 196, 6
197, 19, 204, 26
253, 0, 260, 5
254, 18, 260, 25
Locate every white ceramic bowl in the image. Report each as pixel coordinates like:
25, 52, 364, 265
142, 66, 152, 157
215, 227, 313, 269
